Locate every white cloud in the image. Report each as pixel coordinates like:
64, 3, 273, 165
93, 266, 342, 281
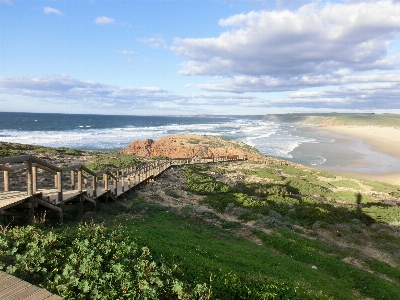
94, 16, 115, 25
173, 1, 400, 78
196, 72, 400, 93
115, 50, 137, 55
271, 81, 400, 109
0, 75, 261, 111
43, 7, 64, 16
137, 37, 167, 48
0, 75, 172, 108
1, 74, 399, 112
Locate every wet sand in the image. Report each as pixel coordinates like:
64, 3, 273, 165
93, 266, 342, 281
291, 126, 400, 185
323, 126, 400, 159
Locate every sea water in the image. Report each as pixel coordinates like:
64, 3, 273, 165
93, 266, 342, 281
0, 112, 325, 159
1, 112, 399, 174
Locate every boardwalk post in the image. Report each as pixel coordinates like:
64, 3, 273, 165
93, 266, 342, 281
4, 170, 10, 192
113, 177, 117, 196
93, 176, 97, 198
57, 171, 62, 204
26, 159, 35, 224
70, 170, 75, 190
78, 169, 82, 192
104, 174, 108, 190
54, 174, 58, 189
121, 176, 125, 193
26, 159, 33, 197
32, 166, 37, 192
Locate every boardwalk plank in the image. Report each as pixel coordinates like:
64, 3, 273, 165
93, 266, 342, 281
0, 192, 31, 211
0, 280, 31, 298
22, 289, 54, 300
0, 276, 21, 291
5, 285, 42, 300
0, 272, 61, 300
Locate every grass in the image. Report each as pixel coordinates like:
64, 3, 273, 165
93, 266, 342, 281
87, 197, 400, 299
84, 152, 143, 171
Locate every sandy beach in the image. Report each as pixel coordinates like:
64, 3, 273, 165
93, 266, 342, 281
320, 126, 400, 185
323, 126, 400, 159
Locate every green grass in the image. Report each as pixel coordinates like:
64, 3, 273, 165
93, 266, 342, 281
84, 152, 143, 171
0, 142, 84, 158
330, 180, 360, 189
92, 199, 400, 299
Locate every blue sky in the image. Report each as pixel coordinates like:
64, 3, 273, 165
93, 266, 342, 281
1, 0, 400, 115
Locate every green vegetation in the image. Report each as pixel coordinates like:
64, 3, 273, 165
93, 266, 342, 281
1, 141, 400, 299
0, 223, 208, 299
84, 152, 143, 172
0, 142, 84, 158
188, 139, 201, 144
183, 165, 231, 195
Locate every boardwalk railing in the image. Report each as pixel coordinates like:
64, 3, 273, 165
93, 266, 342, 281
0, 154, 245, 224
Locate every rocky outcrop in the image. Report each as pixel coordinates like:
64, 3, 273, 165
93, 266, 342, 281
121, 134, 275, 162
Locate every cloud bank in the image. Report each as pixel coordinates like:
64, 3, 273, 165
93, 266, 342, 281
1, 73, 399, 111
0, 75, 257, 112
172, 0, 400, 96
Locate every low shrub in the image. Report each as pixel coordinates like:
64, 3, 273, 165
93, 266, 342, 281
0, 223, 208, 299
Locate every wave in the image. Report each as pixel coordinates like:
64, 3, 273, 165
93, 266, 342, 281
0, 118, 328, 167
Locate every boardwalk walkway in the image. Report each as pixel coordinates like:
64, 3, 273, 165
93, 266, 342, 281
0, 271, 62, 299
0, 154, 244, 299
0, 154, 244, 223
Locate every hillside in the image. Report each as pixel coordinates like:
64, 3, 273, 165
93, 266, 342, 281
1, 138, 400, 299
263, 113, 400, 128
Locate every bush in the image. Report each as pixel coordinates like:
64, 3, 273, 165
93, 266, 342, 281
0, 223, 208, 299
183, 166, 231, 195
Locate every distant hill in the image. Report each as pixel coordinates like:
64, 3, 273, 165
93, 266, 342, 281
262, 113, 400, 127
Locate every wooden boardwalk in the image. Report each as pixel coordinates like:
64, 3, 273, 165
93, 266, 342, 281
0, 191, 41, 211
0, 154, 244, 223
0, 271, 62, 299
0, 154, 245, 299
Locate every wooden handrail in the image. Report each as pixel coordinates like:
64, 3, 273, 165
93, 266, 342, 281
33, 163, 57, 175
31, 156, 61, 172
1, 154, 245, 201
61, 164, 84, 172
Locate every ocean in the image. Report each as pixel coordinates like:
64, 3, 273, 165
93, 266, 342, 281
1, 112, 400, 174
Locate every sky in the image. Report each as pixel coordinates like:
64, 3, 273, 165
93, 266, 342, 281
1, 0, 400, 115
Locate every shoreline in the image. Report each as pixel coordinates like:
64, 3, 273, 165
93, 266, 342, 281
312, 125, 400, 185
322, 125, 400, 159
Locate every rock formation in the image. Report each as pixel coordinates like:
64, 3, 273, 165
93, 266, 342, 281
121, 134, 275, 162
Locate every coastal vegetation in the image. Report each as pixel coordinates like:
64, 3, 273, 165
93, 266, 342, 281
0, 139, 400, 299
0, 141, 84, 158
263, 113, 400, 127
